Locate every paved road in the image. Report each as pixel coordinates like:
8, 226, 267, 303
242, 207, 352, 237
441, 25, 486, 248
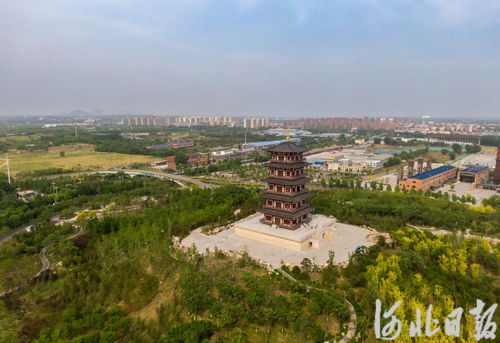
1, 224, 85, 299
0, 168, 216, 243
0, 225, 29, 244
30, 168, 217, 189
277, 267, 357, 343
35, 244, 51, 278
124, 169, 217, 189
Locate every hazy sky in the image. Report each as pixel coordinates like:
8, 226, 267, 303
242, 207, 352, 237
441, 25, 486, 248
1, 0, 500, 119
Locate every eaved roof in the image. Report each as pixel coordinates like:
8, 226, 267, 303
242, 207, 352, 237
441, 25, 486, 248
264, 141, 309, 153
461, 165, 489, 174
410, 165, 456, 180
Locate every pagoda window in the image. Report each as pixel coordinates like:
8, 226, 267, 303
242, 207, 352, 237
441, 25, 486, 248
287, 171, 291, 176
286, 187, 290, 192
277, 186, 282, 192
269, 184, 274, 190
278, 155, 285, 161
278, 170, 283, 177
285, 203, 290, 209
276, 202, 282, 208
265, 215, 272, 221
284, 219, 290, 225
267, 200, 273, 206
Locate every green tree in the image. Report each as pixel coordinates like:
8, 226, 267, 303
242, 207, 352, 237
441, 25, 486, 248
452, 143, 462, 154
174, 152, 188, 165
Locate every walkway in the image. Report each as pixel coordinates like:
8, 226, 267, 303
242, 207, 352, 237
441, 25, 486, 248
0, 225, 30, 244
277, 267, 357, 343
1, 224, 85, 299
408, 224, 500, 244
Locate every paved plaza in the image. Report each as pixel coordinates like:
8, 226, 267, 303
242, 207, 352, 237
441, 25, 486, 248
441, 181, 497, 204
181, 216, 376, 268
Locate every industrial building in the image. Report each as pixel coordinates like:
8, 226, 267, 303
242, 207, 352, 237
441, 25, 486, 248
151, 156, 176, 169
458, 166, 489, 187
427, 134, 481, 145
146, 141, 194, 150
398, 166, 457, 192
305, 148, 392, 174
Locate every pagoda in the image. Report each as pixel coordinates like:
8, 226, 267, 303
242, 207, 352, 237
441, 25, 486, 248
259, 139, 313, 229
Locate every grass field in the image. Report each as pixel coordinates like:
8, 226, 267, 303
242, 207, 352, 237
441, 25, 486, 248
7, 144, 157, 175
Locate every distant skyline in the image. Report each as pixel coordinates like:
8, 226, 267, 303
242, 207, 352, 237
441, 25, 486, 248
1, 1, 500, 119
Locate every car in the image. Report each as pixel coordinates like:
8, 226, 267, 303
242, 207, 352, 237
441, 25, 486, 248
25, 225, 36, 233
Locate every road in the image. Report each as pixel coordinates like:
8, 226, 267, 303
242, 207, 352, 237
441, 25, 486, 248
0, 168, 216, 244
124, 169, 217, 189
277, 267, 357, 343
0, 225, 29, 244
31, 168, 217, 189
35, 244, 51, 277
1, 224, 85, 299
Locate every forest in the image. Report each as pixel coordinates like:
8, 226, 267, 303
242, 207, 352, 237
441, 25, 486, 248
311, 188, 500, 235
0, 174, 498, 342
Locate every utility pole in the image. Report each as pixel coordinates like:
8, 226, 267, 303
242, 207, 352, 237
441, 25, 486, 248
5, 154, 11, 184
75, 126, 78, 138
1, 154, 11, 184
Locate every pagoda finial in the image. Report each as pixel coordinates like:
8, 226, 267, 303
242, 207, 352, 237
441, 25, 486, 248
286, 127, 290, 142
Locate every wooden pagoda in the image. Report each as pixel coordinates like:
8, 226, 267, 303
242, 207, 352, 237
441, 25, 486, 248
260, 140, 313, 229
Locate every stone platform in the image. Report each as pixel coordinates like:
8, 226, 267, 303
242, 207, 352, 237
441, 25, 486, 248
234, 214, 336, 251
181, 213, 375, 268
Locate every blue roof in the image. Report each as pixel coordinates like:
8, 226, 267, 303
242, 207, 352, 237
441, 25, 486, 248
410, 165, 456, 180
461, 165, 489, 174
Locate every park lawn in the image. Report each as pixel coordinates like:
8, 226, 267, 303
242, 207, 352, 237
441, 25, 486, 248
8, 144, 157, 175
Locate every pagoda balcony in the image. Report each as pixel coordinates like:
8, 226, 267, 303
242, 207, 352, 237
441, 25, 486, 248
265, 174, 306, 181
268, 158, 306, 164
259, 205, 314, 220
262, 204, 310, 213
264, 189, 310, 197
261, 177, 310, 186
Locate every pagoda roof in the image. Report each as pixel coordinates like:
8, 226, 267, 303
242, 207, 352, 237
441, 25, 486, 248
259, 206, 314, 219
261, 177, 310, 186
264, 161, 310, 169
264, 142, 309, 153
260, 192, 312, 202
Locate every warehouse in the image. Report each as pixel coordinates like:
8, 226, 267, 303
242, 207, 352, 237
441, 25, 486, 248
458, 166, 489, 187
398, 165, 457, 192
